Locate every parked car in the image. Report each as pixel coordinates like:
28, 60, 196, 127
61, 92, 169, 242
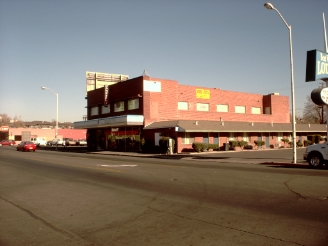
31, 137, 47, 146
76, 139, 87, 146
64, 138, 77, 146
16, 141, 36, 152
51, 138, 64, 146
0, 140, 16, 146
46, 140, 52, 146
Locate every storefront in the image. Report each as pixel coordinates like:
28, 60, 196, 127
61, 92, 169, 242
75, 115, 144, 152
87, 126, 142, 151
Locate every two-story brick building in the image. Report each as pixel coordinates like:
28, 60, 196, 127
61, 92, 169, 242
74, 75, 327, 153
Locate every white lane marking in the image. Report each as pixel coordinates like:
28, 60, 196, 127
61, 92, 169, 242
99, 165, 137, 167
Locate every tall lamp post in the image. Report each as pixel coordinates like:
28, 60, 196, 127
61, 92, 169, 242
264, 2, 297, 164
41, 87, 59, 140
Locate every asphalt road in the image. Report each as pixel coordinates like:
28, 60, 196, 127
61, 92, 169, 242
0, 146, 327, 246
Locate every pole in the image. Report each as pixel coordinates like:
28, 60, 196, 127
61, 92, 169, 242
56, 93, 58, 139
323, 13, 328, 140
289, 26, 297, 164
264, 3, 297, 163
41, 86, 59, 150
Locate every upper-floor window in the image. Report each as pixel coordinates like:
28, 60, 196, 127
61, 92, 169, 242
128, 99, 139, 110
102, 105, 110, 114
90, 106, 99, 116
235, 106, 246, 114
114, 101, 124, 112
251, 107, 261, 114
217, 104, 228, 112
196, 103, 209, 111
178, 102, 188, 110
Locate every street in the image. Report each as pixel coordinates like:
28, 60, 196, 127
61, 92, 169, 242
0, 147, 327, 246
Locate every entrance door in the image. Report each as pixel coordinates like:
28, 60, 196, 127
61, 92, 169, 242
265, 134, 270, 148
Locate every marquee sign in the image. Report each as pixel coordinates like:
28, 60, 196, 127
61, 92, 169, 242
306, 49, 328, 82
0, 126, 9, 131
311, 87, 328, 106
104, 85, 109, 106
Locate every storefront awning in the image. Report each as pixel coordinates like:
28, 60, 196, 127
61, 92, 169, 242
74, 115, 144, 129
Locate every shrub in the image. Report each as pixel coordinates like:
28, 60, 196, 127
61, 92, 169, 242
303, 140, 312, 147
281, 138, 289, 147
237, 140, 248, 150
244, 145, 253, 149
229, 141, 238, 150
201, 143, 209, 152
254, 140, 265, 149
296, 140, 303, 147
208, 143, 219, 150
192, 142, 203, 152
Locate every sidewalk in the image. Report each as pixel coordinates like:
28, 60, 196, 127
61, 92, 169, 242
87, 148, 308, 165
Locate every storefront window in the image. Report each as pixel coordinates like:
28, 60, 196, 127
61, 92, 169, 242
114, 101, 124, 112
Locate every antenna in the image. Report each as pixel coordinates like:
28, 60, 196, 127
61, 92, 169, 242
324, 13, 328, 52
142, 70, 151, 78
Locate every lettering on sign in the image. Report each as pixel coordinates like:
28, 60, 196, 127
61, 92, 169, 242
104, 85, 109, 106
317, 52, 328, 76
196, 89, 210, 99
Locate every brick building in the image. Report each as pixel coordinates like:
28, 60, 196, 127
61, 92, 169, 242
74, 75, 326, 153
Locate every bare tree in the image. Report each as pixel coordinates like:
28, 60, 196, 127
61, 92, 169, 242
303, 95, 327, 124
0, 114, 25, 127
0, 114, 11, 125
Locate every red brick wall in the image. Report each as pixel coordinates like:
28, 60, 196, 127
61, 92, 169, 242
87, 76, 290, 125
144, 80, 290, 125
87, 77, 144, 120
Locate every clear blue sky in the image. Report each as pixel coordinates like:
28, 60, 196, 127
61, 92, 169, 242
1, 0, 327, 123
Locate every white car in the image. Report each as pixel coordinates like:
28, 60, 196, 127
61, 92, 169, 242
76, 139, 87, 146
30, 137, 47, 146
51, 138, 64, 146
303, 142, 328, 168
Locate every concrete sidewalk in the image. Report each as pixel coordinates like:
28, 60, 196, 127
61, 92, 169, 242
87, 148, 309, 165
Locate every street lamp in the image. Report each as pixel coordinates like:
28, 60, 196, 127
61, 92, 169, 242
264, 2, 297, 164
41, 86, 59, 140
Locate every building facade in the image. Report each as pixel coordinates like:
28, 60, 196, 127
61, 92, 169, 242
74, 75, 327, 153
1, 127, 86, 144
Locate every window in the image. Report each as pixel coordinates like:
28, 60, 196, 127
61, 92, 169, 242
90, 106, 99, 116
102, 105, 110, 114
217, 104, 228, 112
203, 133, 209, 144
128, 99, 139, 110
229, 132, 237, 141
264, 107, 271, 114
196, 103, 209, 111
235, 106, 246, 113
213, 133, 219, 144
251, 107, 261, 114
182, 132, 195, 144
277, 132, 283, 141
114, 101, 124, 112
243, 132, 250, 142
178, 102, 188, 110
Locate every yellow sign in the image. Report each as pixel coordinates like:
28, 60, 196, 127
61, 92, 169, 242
196, 89, 210, 99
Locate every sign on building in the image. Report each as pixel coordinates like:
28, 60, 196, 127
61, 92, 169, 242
306, 50, 328, 82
